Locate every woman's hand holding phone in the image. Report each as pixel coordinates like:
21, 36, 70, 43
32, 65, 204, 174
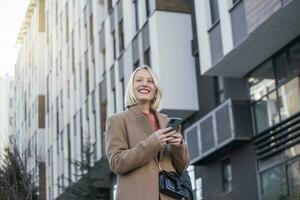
153, 127, 176, 148
165, 126, 183, 146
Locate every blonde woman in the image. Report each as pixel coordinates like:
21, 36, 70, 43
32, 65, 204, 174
105, 66, 190, 200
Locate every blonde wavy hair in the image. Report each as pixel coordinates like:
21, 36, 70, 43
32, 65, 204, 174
124, 65, 162, 110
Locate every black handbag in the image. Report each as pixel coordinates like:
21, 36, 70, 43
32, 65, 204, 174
159, 170, 194, 200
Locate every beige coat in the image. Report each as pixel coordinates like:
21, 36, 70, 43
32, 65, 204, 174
105, 105, 190, 200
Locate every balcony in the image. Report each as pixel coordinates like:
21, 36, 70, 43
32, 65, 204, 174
204, 0, 300, 77
185, 99, 252, 164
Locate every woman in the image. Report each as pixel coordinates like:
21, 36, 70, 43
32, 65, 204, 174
105, 66, 190, 200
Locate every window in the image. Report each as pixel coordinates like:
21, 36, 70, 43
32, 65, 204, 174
287, 160, 300, 197
275, 42, 300, 86
118, 19, 124, 52
38, 95, 45, 128
133, 0, 139, 31
217, 77, 225, 103
248, 38, 300, 133
278, 77, 300, 120
146, 0, 150, 17
144, 48, 151, 67
107, 0, 112, 12
195, 178, 203, 200
85, 51, 90, 95
9, 98, 14, 108
91, 90, 96, 113
261, 164, 287, 200
65, 3, 69, 42
67, 123, 72, 184
253, 91, 280, 132
209, 0, 219, 25
222, 158, 233, 193
100, 85, 107, 156
112, 31, 116, 59
89, 14, 94, 44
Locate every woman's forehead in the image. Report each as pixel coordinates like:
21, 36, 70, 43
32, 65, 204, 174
134, 69, 153, 78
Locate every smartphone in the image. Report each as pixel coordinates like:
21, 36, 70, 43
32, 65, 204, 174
165, 117, 183, 132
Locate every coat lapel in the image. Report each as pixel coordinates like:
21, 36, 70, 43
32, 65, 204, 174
128, 104, 169, 162
128, 104, 153, 137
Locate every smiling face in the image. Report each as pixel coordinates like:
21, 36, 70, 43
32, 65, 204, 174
133, 68, 157, 105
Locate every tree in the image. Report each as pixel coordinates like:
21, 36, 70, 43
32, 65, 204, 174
57, 141, 111, 200
0, 147, 39, 200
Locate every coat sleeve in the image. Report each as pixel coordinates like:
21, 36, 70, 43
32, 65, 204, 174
169, 142, 190, 173
105, 115, 163, 175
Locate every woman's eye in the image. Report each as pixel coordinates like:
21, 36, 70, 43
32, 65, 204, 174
148, 80, 154, 83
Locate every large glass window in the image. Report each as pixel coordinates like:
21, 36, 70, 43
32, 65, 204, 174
288, 160, 300, 197
253, 91, 280, 132
261, 164, 287, 200
278, 77, 300, 120
248, 38, 300, 133
259, 145, 300, 200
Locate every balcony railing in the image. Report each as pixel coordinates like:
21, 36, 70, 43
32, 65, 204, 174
185, 99, 252, 164
254, 111, 300, 161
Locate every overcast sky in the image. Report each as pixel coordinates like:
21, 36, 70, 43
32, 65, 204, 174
0, 0, 30, 78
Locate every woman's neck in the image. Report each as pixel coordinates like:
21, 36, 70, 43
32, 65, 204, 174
139, 102, 151, 114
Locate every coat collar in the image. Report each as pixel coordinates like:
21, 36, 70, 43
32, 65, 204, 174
127, 104, 168, 136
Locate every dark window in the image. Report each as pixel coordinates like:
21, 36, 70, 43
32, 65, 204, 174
132, 35, 139, 68
60, 130, 64, 151
85, 51, 90, 95
67, 123, 71, 184
209, 0, 219, 25
133, 60, 140, 70
261, 164, 287, 200
100, 102, 107, 156
275, 42, 300, 86
38, 95, 45, 128
144, 48, 151, 67
89, 13, 94, 44
287, 159, 300, 197
118, 19, 124, 52
217, 77, 225, 103
91, 90, 96, 113
133, 0, 139, 31
71, 31, 75, 74
112, 31, 116, 59
146, 0, 150, 17
107, 0, 112, 12
222, 158, 233, 193
65, 3, 69, 42
99, 25, 105, 52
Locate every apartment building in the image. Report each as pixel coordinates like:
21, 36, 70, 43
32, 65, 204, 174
43, 0, 198, 199
0, 75, 15, 153
185, 0, 300, 199
15, 0, 47, 199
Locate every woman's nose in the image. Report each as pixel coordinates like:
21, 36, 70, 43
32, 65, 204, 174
141, 80, 148, 86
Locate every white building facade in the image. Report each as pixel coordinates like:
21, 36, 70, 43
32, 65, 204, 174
0, 75, 15, 154
15, 0, 47, 199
